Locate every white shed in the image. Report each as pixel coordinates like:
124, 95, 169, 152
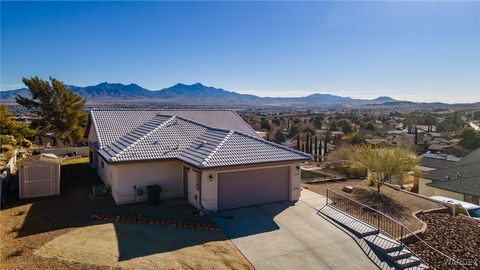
19, 154, 62, 199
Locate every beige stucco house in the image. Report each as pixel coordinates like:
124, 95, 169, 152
86, 110, 310, 211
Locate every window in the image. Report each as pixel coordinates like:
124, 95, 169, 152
464, 194, 480, 205
101, 160, 105, 169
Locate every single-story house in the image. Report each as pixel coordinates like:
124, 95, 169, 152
418, 152, 461, 172
86, 110, 311, 211
418, 149, 480, 205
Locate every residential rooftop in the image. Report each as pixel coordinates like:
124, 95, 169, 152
423, 149, 480, 197
90, 110, 311, 168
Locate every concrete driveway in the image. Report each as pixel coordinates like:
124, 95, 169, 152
211, 189, 377, 270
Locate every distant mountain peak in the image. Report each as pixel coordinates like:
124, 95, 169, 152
0, 81, 405, 106
372, 96, 397, 102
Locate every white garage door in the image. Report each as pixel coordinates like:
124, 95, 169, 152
217, 166, 290, 210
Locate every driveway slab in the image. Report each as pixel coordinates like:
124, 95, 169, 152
211, 189, 377, 270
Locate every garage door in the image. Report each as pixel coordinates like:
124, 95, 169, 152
218, 166, 289, 210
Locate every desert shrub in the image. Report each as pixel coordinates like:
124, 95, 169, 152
2, 144, 14, 152
0, 135, 17, 146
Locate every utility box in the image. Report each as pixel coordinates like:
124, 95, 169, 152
19, 154, 62, 199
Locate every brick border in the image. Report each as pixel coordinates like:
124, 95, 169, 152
91, 214, 222, 232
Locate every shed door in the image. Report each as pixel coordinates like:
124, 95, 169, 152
218, 166, 289, 210
25, 165, 54, 198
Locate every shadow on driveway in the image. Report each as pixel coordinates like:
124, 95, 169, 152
211, 201, 294, 239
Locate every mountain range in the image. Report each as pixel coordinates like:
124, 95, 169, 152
1, 82, 400, 106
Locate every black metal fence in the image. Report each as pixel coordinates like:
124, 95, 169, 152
325, 189, 469, 270
326, 189, 407, 239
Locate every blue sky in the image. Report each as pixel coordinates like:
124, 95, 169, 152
1, 1, 479, 103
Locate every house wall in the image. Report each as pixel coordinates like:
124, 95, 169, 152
97, 157, 116, 190
290, 162, 302, 200
88, 126, 99, 170
418, 177, 464, 201
186, 168, 201, 208
197, 162, 301, 212
200, 169, 216, 210
112, 160, 183, 204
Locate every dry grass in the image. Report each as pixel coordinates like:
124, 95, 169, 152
303, 179, 442, 231
0, 160, 252, 270
62, 156, 89, 165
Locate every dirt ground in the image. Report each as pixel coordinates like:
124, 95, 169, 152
302, 179, 442, 231
0, 160, 252, 270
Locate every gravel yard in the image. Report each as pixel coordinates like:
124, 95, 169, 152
408, 212, 480, 270
302, 179, 442, 231
303, 179, 480, 270
0, 159, 251, 270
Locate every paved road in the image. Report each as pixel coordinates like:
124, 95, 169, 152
212, 189, 378, 270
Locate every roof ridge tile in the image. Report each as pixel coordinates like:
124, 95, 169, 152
111, 116, 175, 161
200, 130, 234, 167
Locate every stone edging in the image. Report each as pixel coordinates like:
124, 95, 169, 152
383, 184, 451, 244
91, 214, 222, 232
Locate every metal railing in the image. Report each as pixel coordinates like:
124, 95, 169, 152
325, 189, 469, 270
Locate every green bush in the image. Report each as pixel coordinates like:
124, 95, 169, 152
19, 138, 32, 148
0, 135, 17, 146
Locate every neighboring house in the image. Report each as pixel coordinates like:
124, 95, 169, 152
418, 152, 461, 172
418, 149, 480, 205
85, 110, 310, 211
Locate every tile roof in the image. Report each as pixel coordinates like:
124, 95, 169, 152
179, 130, 310, 168
90, 109, 260, 149
423, 149, 480, 197
93, 110, 310, 168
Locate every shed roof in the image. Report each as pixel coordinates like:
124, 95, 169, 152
19, 155, 62, 164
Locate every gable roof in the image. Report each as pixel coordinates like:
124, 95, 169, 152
179, 129, 310, 168
423, 148, 480, 197
93, 110, 310, 168
89, 109, 260, 149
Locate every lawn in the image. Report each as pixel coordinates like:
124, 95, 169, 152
62, 156, 90, 165
0, 159, 252, 270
